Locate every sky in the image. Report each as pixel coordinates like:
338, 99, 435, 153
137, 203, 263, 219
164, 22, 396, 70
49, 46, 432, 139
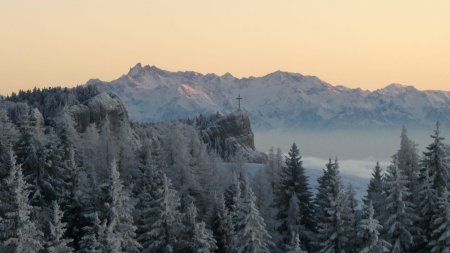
1, 0, 450, 95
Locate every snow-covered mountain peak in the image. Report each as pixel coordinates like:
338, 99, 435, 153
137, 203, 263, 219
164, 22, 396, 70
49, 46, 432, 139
378, 83, 417, 94
91, 64, 450, 130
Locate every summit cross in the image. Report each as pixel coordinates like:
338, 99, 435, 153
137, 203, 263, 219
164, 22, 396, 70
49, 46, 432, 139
236, 94, 243, 110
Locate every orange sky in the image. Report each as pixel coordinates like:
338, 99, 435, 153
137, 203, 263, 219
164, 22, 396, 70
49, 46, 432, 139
1, 0, 450, 95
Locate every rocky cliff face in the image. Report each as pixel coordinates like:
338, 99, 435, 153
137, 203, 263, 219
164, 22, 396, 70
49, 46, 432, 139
190, 110, 267, 163
69, 92, 129, 133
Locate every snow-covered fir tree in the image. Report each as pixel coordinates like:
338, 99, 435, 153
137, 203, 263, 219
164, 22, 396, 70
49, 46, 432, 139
184, 202, 217, 253
343, 183, 360, 252
364, 162, 385, 220
396, 127, 420, 202
78, 212, 103, 253
423, 122, 450, 195
417, 122, 450, 251
146, 174, 185, 253
100, 160, 140, 253
428, 188, 450, 252
211, 194, 234, 253
383, 158, 418, 253
357, 201, 390, 253
46, 201, 74, 253
286, 232, 307, 253
235, 181, 273, 253
224, 171, 243, 228
0, 149, 43, 253
273, 143, 314, 251
417, 158, 438, 252
315, 158, 349, 253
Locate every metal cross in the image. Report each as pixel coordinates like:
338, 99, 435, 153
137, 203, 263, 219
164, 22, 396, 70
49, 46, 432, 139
236, 94, 242, 110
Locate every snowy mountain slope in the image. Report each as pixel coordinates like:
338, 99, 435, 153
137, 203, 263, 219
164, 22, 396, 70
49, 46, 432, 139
89, 63, 450, 130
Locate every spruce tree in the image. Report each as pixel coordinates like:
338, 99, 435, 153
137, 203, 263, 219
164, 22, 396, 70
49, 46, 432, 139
286, 232, 307, 253
211, 194, 234, 253
134, 146, 165, 252
46, 201, 74, 253
357, 202, 390, 253
397, 127, 420, 198
364, 162, 384, 219
0, 149, 43, 253
418, 122, 450, 251
428, 189, 450, 252
101, 160, 140, 253
184, 202, 217, 253
315, 158, 348, 253
417, 161, 438, 252
273, 143, 314, 250
78, 212, 102, 253
235, 183, 272, 253
383, 158, 417, 253
343, 183, 360, 252
423, 121, 449, 195
146, 174, 185, 253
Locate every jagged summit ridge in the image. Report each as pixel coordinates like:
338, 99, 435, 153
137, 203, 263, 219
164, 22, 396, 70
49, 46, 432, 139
91, 64, 450, 130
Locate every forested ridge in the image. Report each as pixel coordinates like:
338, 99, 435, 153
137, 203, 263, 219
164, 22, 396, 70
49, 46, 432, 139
0, 86, 449, 253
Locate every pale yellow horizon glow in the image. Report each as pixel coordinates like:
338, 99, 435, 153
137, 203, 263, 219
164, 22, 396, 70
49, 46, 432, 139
1, 0, 450, 95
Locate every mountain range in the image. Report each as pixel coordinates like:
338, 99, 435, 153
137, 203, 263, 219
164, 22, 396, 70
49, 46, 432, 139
88, 63, 450, 131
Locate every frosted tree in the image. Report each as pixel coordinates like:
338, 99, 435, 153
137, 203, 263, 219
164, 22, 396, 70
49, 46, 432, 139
273, 143, 314, 250
286, 232, 307, 253
383, 158, 417, 253
396, 127, 420, 200
211, 194, 234, 253
253, 161, 274, 218
224, 171, 242, 227
423, 121, 450, 195
417, 122, 450, 251
343, 183, 360, 252
0, 109, 18, 178
101, 160, 140, 253
78, 212, 102, 253
315, 158, 348, 253
184, 202, 217, 253
417, 162, 438, 251
0, 149, 43, 253
134, 146, 166, 253
235, 183, 273, 253
357, 202, 390, 253
146, 174, 185, 253
364, 162, 385, 220
428, 189, 450, 252
68, 166, 102, 251
46, 201, 74, 253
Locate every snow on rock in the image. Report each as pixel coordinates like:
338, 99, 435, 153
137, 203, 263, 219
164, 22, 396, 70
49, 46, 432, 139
189, 110, 268, 163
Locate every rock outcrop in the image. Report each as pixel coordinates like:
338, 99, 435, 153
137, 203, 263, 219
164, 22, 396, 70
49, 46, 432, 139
190, 110, 267, 163
69, 92, 129, 132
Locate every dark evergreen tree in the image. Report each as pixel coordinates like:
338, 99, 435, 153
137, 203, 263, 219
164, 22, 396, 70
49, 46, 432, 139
422, 122, 449, 195
428, 189, 450, 252
315, 158, 349, 253
364, 162, 385, 219
211, 194, 234, 253
383, 158, 417, 253
0, 149, 43, 253
357, 202, 390, 253
273, 143, 314, 251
